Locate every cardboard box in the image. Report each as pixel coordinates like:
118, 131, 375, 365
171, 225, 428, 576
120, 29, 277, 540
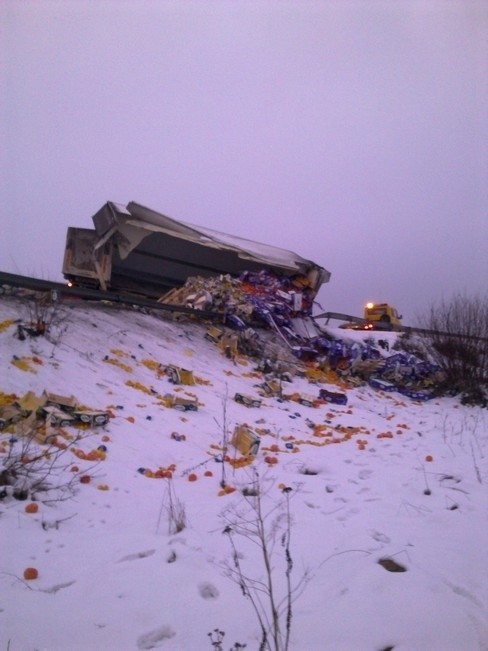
231, 425, 261, 456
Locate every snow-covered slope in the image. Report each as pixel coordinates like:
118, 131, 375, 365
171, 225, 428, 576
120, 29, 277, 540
1, 296, 487, 651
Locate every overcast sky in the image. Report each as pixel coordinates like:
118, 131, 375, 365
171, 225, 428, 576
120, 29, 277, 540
1, 0, 487, 323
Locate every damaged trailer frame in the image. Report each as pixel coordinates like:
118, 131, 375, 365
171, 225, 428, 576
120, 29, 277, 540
62, 201, 330, 299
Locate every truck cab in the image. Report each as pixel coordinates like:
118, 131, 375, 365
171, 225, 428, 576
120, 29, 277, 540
364, 303, 402, 329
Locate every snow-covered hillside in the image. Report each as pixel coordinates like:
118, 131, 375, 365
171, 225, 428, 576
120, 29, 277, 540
1, 295, 487, 651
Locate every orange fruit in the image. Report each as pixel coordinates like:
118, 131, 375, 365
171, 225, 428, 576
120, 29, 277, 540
25, 503, 38, 514
23, 567, 38, 580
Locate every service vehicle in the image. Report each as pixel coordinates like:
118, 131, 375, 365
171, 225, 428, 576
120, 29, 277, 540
363, 303, 402, 330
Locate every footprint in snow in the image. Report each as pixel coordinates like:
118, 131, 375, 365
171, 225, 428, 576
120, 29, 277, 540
358, 469, 373, 480
42, 580, 76, 594
136, 626, 176, 649
370, 530, 391, 544
117, 549, 156, 563
198, 582, 219, 599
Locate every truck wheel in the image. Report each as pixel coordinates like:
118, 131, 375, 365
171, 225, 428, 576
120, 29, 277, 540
380, 315, 391, 323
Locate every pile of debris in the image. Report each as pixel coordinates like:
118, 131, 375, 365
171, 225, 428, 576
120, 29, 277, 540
159, 269, 314, 329
309, 341, 443, 400
364, 352, 444, 400
160, 270, 328, 370
0, 390, 111, 441
161, 270, 444, 400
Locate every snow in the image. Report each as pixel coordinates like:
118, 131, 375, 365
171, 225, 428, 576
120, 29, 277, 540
1, 295, 487, 651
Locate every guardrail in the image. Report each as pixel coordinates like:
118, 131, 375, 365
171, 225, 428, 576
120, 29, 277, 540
1, 271, 486, 342
313, 310, 487, 342
0, 271, 223, 320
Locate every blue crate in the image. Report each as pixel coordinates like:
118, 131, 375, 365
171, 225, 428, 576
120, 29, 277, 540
369, 378, 396, 392
397, 387, 434, 401
319, 389, 348, 405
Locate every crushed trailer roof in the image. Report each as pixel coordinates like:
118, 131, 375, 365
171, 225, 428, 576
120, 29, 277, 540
94, 201, 330, 289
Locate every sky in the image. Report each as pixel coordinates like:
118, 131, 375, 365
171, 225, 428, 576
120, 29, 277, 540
1, 0, 487, 324
1, 294, 487, 650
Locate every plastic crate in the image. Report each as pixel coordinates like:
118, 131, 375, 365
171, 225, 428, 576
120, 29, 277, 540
319, 389, 348, 405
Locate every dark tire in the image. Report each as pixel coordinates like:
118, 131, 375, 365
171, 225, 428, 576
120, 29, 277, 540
380, 314, 391, 323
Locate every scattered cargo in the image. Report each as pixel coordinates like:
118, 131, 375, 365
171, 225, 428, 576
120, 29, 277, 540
234, 393, 262, 408
296, 393, 317, 408
397, 387, 435, 401
38, 405, 75, 427
318, 389, 348, 406
231, 425, 261, 456
205, 326, 224, 344
73, 410, 110, 426
163, 394, 199, 412
42, 391, 77, 412
369, 378, 397, 392
1, 390, 111, 434
261, 379, 282, 397
0, 404, 27, 430
164, 365, 195, 386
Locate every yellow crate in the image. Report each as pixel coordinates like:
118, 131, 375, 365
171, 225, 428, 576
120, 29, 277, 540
231, 425, 260, 456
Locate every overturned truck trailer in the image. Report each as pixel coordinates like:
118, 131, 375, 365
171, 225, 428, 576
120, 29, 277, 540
62, 201, 330, 299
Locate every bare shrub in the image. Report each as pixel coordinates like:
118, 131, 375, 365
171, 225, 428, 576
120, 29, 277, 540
220, 470, 310, 651
417, 293, 488, 405
208, 628, 246, 650
156, 478, 186, 535
17, 291, 69, 345
0, 426, 95, 503
213, 384, 231, 489
392, 331, 428, 360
